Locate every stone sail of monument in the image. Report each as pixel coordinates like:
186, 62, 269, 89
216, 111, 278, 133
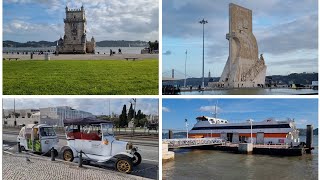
56, 6, 95, 54
213, 3, 267, 88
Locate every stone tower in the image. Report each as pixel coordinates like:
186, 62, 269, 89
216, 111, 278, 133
56, 6, 95, 54
215, 3, 267, 88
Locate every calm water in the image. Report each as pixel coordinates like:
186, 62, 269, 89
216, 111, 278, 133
3, 47, 143, 54
181, 88, 318, 95
163, 136, 318, 180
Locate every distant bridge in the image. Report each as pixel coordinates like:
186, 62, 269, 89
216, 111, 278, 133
162, 69, 199, 82
162, 138, 225, 149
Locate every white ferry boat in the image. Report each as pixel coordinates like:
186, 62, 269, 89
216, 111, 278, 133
188, 116, 300, 145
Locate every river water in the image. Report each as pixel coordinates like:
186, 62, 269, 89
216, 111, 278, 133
163, 136, 318, 180
3, 47, 144, 54
181, 88, 318, 95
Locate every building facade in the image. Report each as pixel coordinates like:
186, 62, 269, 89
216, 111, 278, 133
56, 6, 95, 54
3, 106, 93, 126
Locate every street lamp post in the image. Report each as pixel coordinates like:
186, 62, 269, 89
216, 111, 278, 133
132, 98, 136, 136
199, 18, 208, 89
248, 119, 254, 143
14, 98, 16, 126
184, 50, 187, 88
185, 119, 189, 139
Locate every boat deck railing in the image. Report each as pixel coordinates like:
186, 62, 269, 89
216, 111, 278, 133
163, 138, 225, 148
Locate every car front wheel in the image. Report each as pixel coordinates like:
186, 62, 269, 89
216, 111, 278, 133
115, 157, 133, 173
132, 152, 142, 166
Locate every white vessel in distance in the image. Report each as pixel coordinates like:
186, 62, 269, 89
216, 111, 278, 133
188, 116, 300, 145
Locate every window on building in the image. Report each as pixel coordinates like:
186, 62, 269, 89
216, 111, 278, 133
74, 37, 76, 40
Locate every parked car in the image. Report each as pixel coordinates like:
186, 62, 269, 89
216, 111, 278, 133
61, 117, 142, 173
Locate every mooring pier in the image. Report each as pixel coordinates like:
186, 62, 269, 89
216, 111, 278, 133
163, 125, 314, 161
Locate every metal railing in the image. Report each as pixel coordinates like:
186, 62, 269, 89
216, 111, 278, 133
163, 138, 225, 148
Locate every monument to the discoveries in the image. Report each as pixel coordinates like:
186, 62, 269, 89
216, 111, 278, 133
211, 3, 266, 88
56, 6, 95, 54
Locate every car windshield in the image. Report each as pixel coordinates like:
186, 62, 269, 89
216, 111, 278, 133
101, 123, 113, 136
40, 127, 56, 136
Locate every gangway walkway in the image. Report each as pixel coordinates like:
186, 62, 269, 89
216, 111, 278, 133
162, 138, 225, 149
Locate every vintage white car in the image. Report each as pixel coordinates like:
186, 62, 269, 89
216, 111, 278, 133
17, 124, 59, 155
61, 118, 142, 173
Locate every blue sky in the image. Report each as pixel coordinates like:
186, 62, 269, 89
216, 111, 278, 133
162, 0, 318, 77
3, 98, 159, 116
3, 0, 158, 42
162, 99, 318, 129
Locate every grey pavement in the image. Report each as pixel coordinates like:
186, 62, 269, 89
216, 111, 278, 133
3, 152, 150, 180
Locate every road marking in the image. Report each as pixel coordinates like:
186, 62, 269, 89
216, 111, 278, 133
142, 158, 158, 163
138, 148, 159, 152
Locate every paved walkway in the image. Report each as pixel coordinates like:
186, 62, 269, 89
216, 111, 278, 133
3, 153, 150, 180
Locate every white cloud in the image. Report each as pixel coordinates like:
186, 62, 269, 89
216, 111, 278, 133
295, 119, 308, 125
162, 106, 170, 112
199, 105, 221, 113
4, 0, 159, 42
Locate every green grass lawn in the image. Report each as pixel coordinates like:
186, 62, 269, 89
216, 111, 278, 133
3, 60, 158, 95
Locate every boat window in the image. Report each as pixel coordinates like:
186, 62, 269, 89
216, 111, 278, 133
40, 127, 56, 136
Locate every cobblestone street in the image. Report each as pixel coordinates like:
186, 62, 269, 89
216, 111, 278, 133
3, 153, 149, 180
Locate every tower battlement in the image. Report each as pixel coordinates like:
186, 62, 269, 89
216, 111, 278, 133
67, 9, 82, 12
65, 6, 84, 12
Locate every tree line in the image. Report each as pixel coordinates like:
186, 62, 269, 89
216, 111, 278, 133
98, 104, 149, 128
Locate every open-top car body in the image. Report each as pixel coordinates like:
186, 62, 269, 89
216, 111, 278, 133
61, 117, 142, 173
17, 124, 59, 155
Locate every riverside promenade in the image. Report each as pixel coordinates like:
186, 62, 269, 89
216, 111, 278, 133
3, 152, 150, 180
3, 53, 158, 60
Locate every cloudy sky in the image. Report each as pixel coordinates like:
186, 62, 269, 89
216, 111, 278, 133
3, 98, 159, 115
3, 0, 159, 42
163, 99, 318, 129
162, 0, 318, 77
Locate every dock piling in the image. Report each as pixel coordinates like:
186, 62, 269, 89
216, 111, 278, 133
306, 125, 313, 154
168, 130, 173, 139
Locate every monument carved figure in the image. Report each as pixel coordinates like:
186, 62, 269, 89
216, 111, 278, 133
56, 6, 95, 54
217, 3, 267, 88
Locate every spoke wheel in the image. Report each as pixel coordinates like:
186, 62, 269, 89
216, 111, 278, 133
116, 158, 133, 173
63, 149, 74, 162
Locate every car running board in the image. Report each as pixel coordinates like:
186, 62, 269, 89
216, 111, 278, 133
81, 153, 113, 162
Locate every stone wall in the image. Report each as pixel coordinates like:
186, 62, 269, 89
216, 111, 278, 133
86, 41, 95, 54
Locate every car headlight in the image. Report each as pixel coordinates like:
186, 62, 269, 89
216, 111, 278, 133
126, 142, 133, 150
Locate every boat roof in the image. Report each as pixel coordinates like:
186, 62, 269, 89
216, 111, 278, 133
63, 117, 112, 126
